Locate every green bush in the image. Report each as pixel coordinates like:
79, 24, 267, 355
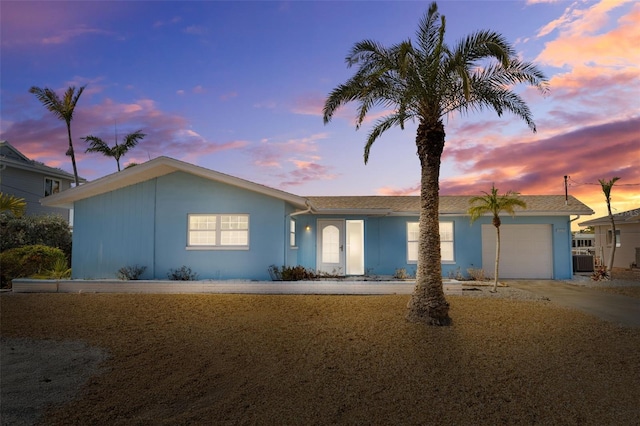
0, 245, 67, 287
0, 213, 72, 259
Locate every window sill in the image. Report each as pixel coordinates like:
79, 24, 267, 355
186, 246, 249, 251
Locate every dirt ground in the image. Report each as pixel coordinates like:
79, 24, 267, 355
1, 286, 639, 425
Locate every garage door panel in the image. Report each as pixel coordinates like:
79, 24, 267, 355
481, 224, 553, 279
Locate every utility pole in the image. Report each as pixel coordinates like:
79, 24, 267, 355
564, 175, 568, 205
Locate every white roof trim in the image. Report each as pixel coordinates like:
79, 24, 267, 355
40, 156, 308, 209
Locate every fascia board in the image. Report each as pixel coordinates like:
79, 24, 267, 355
41, 157, 308, 209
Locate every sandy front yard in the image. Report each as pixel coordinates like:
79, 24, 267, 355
1, 291, 639, 425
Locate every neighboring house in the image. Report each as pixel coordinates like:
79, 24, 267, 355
0, 140, 85, 221
41, 156, 594, 281
579, 208, 640, 269
572, 233, 595, 255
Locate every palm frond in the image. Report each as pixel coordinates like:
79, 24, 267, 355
0, 193, 26, 217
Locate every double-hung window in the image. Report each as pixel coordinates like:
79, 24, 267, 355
407, 221, 454, 263
188, 214, 249, 249
44, 177, 61, 197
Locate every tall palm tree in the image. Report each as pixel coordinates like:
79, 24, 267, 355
599, 177, 620, 277
323, 2, 548, 325
468, 185, 527, 292
29, 85, 86, 187
83, 130, 145, 171
0, 193, 26, 217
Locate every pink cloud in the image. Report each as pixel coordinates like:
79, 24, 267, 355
0, 2, 125, 47
220, 92, 238, 101
291, 94, 325, 116
536, 2, 639, 68
277, 162, 337, 188
374, 116, 639, 220
0, 96, 248, 179
249, 134, 326, 169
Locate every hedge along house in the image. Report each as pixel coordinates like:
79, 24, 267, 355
41, 156, 594, 281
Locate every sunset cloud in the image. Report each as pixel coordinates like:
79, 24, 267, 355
1, 97, 248, 179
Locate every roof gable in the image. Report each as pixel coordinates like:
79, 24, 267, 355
0, 140, 81, 181
41, 156, 309, 209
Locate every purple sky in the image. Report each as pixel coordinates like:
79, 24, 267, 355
1, 0, 638, 223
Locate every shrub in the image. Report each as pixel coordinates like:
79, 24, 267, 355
268, 265, 316, 281
467, 268, 487, 281
591, 265, 609, 281
167, 266, 199, 281
394, 268, 411, 279
117, 265, 147, 280
0, 245, 67, 287
0, 213, 72, 259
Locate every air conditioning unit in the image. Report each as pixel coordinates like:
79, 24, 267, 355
573, 255, 594, 272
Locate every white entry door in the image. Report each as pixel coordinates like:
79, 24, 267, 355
317, 219, 345, 275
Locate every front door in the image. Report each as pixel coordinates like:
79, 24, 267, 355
317, 219, 345, 275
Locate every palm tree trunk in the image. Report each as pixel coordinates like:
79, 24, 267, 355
66, 122, 80, 187
606, 205, 616, 278
493, 226, 500, 292
406, 120, 451, 326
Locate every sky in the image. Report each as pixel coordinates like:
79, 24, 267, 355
1, 0, 638, 226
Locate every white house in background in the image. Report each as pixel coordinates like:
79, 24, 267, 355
572, 232, 595, 255
0, 140, 85, 221
579, 208, 640, 269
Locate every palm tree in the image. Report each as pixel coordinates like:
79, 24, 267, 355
468, 185, 527, 292
0, 193, 26, 217
323, 2, 548, 325
598, 177, 620, 277
83, 130, 145, 171
29, 85, 86, 187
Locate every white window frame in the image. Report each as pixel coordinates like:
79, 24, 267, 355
187, 214, 249, 250
290, 219, 297, 248
407, 221, 455, 263
44, 177, 61, 197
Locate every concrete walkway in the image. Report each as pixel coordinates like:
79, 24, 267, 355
508, 280, 640, 328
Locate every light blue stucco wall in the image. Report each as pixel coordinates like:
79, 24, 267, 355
72, 172, 295, 280
72, 173, 574, 280
293, 214, 574, 279
72, 180, 156, 279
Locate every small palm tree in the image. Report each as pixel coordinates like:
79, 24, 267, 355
0, 193, 26, 217
83, 130, 145, 171
323, 2, 548, 325
468, 185, 526, 292
599, 177, 620, 277
29, 85, 86, 186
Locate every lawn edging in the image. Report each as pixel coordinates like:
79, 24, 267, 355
10, 279, 463, 295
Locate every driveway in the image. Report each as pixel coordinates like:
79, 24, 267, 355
508, 280, 640, 328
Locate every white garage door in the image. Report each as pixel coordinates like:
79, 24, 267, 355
481, 224, 553, 279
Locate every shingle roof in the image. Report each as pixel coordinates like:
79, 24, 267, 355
307, 195, 594, 216
579, 208, 640, 226
0, 140, 83, 182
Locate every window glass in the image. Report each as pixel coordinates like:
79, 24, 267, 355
407, 221, 454, 263
188, 214, 248, 248
290, 219, 296, 247
44, 178, 61, 197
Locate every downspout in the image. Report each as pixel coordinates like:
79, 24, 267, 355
286, 200, 314, 267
